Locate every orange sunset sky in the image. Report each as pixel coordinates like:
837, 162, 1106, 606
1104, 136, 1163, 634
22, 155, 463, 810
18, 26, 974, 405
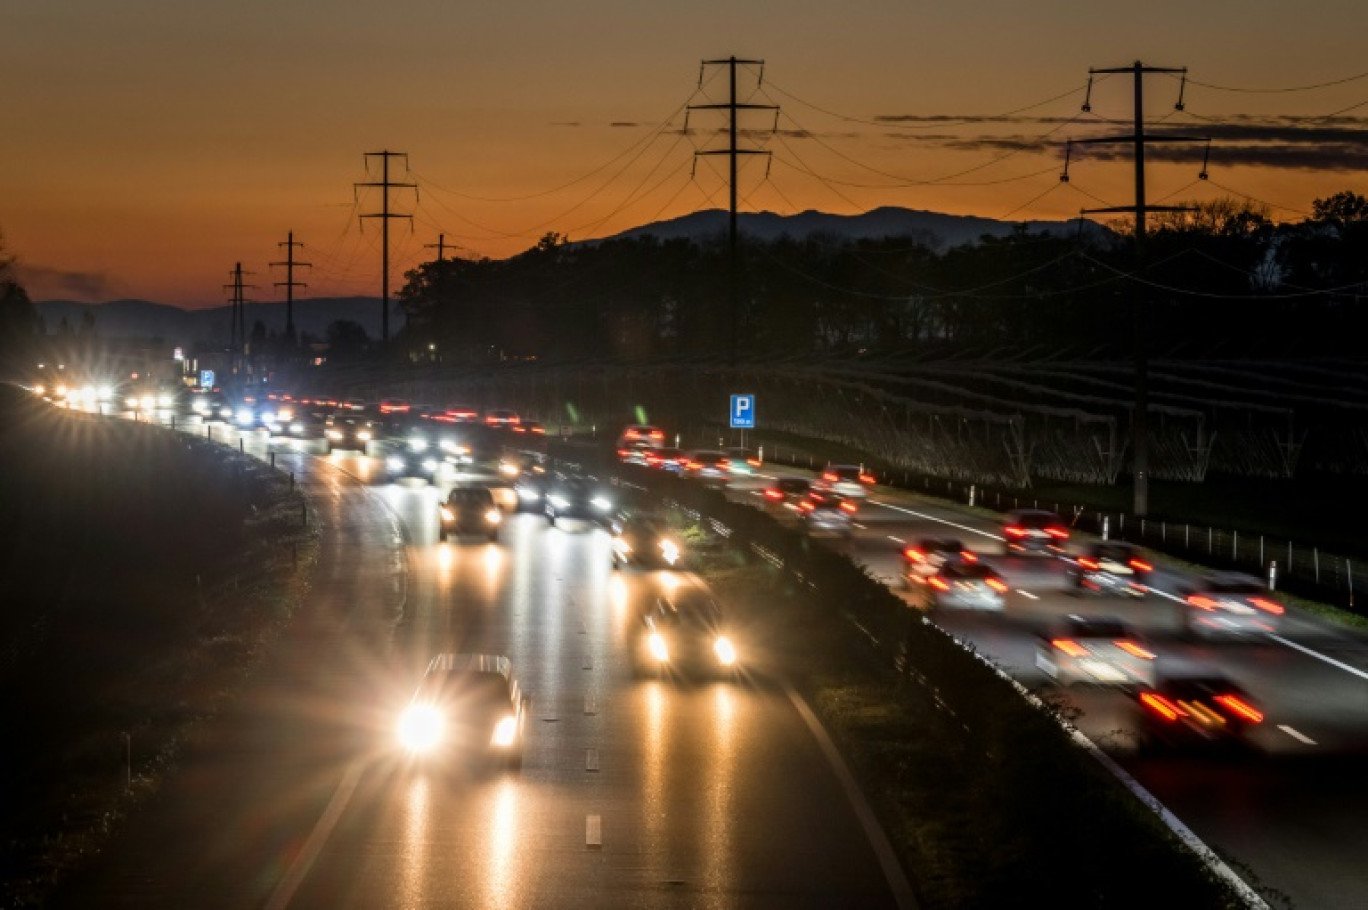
6, 1, 1366, 308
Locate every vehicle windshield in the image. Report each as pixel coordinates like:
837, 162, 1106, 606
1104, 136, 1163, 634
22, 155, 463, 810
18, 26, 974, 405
448, 489, 494, 507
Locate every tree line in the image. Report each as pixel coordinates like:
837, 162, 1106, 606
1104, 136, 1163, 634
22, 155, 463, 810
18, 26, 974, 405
397, 191, 1368, 363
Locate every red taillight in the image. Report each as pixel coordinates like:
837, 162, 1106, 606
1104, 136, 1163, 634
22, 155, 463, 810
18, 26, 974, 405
1046, 526, 1069, 539
839, 501, 857, 514
532, 426, 545, 434
1140, 692, 1185, 722
904, 548, 925, 562
799, 500, 815, 512
764, 489, 784, 501
962, 550, 978, 563
617, 448, 630, 457
1052, 638, 1088, 658
1188, 595, 1218, 610
859, 473, 875, 484
1004, 525, 1027, 537
822, 471, 838, 482
1249, 597, 1285, 615
1078, 557, 1099, 570
1214, 695, 1264, 724
928, 577, 950, 591
1130, 558, 1153, 572
687, 461, 701, 470
649, 430, 663, 440
1115, 641, 1156, 660
512, 425, 526, 433
985, 577, 1008, 594
747, 458, 761, 467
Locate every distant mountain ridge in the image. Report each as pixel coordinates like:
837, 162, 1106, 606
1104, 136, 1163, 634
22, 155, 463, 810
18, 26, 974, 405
601, 206, 1108, 249
33, 297, 394, 347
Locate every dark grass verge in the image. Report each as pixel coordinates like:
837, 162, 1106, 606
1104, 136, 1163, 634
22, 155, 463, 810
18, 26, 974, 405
0, 390, 318, 908
586, 457, 1268, 909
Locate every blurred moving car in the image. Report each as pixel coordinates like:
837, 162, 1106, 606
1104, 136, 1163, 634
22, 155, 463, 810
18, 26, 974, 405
396, 653, 527, 769
912, 561, 1008, 611
512, 419, 546, 436
683, 450, 729, 483
902, 536, 976, 588
513, 463, 550, 511
544, 476, 614, 527
618, 442, 654, 465
1001, 508, 1070, 556
763, 476, 812, 513
723, 446, 761, 477
1035, 615, 1157, 687
1177, 571, 1284, 638
617, 424, 665, 449
636, 590, 738, 678
814, 464, 875, 499
798, 492, 856, 538
1067, 540, 1152, 597
439, 486, 502, 542
645, 447, 686, 473
484, 408, 521, 428
1134, 674, 1264, 752
325, 414, 378, 452
610, 509, 682, 569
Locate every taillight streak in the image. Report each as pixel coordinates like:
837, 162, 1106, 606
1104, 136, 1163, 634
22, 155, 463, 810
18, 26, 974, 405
1140, 692, 1184, 722
1114, 640, 1156, 660
1214, 695, 1264, 724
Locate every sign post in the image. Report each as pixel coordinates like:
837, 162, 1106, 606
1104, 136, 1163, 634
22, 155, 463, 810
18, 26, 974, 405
729, 394, 755, 448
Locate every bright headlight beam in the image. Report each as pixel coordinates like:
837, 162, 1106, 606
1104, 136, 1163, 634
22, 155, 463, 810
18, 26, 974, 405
714, 636, 737, 666
398, 705, 444, 752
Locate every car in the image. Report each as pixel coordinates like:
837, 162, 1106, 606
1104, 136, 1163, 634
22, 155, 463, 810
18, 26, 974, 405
378, 398, 412, 416
1035, 615, 1157, 687
644, 446, 686, 473
902, 536, 977, 588
762, 476, 812, 512
618, 441, 654, 465
1134, 674, 1264, 752
396, 653, 527, 769
324, 414, 378, 452
512, 419, 546, 436
484, 408, 521, 428
439, 486, 502, 542
1067, 541, 1152, 597
610, 509, 682, 569
683, 450, 729, 483
1001, 508, 1070, 556
814, 464, 875, 499
636, 590, 738, 678
1177, 572, 1284, 638
277, 408, 330, 450
513, 463, 551, 511
385, 428, 444, 481
797, 492, 856, 538
439, 404, 481, 423
544, 477, 614, 527
723, 446, 760, 476
913, 561, 1009, 611
617, 424, 665, 449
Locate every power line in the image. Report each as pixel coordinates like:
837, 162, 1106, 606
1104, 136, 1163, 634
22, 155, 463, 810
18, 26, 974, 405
1175, 68, 1368, 94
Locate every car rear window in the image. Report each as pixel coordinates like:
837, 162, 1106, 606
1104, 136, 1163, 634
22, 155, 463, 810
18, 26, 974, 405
1013, 511, 1062, 528
448, 488, 494, 506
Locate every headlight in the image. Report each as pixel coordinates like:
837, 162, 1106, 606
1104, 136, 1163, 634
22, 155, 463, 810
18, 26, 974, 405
193, 400, 210, 414
157, 394, 173, 408
613, 537, 632, 554
422, 458, 439, 472
236, 409, 254, 424
289, 422, 304, 434
220, 406, 234, 419
591, 496, 612, 511
398, 704, 444, 752
440, 506, 454, 521
261, 409, 277, 422
408, 438, 428, 452
485, 509, 502, 524
518, 486, 540, 500
648, 633, 669, 662
492, 715, 518, 748
266, 422, 283, 433
126, 396, 140, 408
386, 456, 405, 471
357, 430, 372, 441
140, 395, 155, 410
499, 462, 519, 477
659, 539, 680, 566
714, 636, 737, 666
97, 386, 114, 401
326, 429, 343, 440
549, 495, 569, 509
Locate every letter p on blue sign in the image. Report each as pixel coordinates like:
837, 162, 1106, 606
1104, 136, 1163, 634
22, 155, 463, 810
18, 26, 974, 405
730, 394, 755, 429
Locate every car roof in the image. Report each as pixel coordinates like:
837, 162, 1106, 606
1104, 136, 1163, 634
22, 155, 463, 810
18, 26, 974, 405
423, 652, 511, 678
916, 536, 964, 551
447, 486, 495, 502
1056, 615, 1136, 639
1006, 509, 1063, 524
773, 477, 810, 490
938, 561, 998, 579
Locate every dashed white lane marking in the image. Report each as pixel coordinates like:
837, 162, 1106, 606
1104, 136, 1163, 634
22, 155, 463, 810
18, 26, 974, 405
584, 694, 597, 715
853, 522, 868, 530
585, 815, 602, 849
1016, 589, 1039, 600
868, 500, 997, 540
783, 683, 918, 910
264, 760, 365, 910
887, 535, 905, 544
1278, 725, 1317, 746
582, 656, 593, 670
586, 748, 600, 772
1267, 634, 1368, 683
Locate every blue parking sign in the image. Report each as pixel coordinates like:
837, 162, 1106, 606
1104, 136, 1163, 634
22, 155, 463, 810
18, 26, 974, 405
730, 394, 755, 429
200, 369, 216, 388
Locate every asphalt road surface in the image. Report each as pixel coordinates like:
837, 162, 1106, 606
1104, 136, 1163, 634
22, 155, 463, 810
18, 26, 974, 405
52, 423, 912, 910
730, 469, 1368, 910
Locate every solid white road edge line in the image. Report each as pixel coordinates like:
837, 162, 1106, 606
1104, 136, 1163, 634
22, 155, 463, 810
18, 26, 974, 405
1277, 725, 1317, 745
784, 682, 919, 910
868, 500, 997, 540
1267, 633, 1368, 683
887, 535, 905, 544
586, 814, 602, 848
264, 760, 365, 910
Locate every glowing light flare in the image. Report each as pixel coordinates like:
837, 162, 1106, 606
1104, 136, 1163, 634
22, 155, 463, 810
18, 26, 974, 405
1140, 692, 1184, 722
648, 633, 669, 662
1249, 597, 1284, 615
1114, 640, 1156, 660
1051, 638, 1089, 658
397, 705, 444, 752
1130, 559, 1153, 572
1215, 694, 1264, 724
985, 577, 1008, 594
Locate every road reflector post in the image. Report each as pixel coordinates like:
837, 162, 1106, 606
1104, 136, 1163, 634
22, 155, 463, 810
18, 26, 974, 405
1102, 515, 1110, 540
270, 452, 276, 468
1268, 559, 1278, 591
969, 484, 976, 507
239, 438, 245, 454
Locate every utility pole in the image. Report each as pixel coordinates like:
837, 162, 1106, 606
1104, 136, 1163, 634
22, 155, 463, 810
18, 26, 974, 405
689, 57, 776, 364
223, 263, 256, 378
424, 233, 458, 262
355, 151, 416, 345
1067, 61, 1204, 518
270, 231, 311, 348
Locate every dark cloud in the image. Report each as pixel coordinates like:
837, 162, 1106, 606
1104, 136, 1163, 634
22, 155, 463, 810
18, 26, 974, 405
609, 121, 639, 127
1081, 141, 1368, 172
14, 264, 117, 301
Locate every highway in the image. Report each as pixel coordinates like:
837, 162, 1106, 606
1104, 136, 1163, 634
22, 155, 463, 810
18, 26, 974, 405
727, 470, 1368, 909
52, 419, 912, 910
